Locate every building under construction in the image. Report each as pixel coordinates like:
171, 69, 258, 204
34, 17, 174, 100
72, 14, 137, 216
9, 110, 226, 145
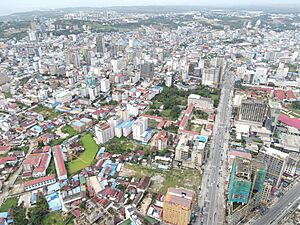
228, 157, 267, 203
228, 157, 252, 204
227, 157, 267, 224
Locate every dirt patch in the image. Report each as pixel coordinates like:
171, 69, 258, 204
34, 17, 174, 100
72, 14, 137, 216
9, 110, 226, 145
140, 195, 152, 214
150, 175, 164, 193
119, 166, 136, 177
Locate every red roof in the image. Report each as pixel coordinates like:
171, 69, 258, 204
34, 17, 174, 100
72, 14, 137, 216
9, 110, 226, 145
178, 129, 199, 135
0, 156, 17, 164
286, 90, 295, 100
179, 116, 189, 129
184, 103, 193, 116
33, 153, 50, 173
23, 157, 41, 166
33, 166, 46, 173
42, 146, 51, 153
141, 114, 163, 122
0, 146, 10, 152
278, 114, 300, 130
274, 90, 285, 100
157, 120, 166, 129
207, 124, 213, 130
100, 187, 118, 197
72, 209, 81, 218
23, 174, 55, 187
53, 145, 67, 178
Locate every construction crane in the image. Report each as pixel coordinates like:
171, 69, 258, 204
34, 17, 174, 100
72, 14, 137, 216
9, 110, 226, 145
244, 170, 280, 220
244, 170, 258, 220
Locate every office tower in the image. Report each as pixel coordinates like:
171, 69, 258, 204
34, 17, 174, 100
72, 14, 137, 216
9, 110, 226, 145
96, 36, 105, 54
140, 61, 154, 78
201, 67, 221, 87
238, 98, 268, 124
163, 188, 196, 225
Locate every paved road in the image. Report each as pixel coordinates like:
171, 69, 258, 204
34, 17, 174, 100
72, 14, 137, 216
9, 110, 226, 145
198, 68, 235, 225
252, 181, 300, 225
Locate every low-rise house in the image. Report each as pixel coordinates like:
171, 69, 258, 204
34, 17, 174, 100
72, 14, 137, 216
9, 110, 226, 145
23, 175, 56, 191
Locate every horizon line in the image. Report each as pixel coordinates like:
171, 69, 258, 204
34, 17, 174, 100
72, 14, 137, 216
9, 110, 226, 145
1, 3, 300, 17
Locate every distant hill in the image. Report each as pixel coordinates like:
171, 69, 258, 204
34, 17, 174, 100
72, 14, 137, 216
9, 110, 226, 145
0, 5, 299, 21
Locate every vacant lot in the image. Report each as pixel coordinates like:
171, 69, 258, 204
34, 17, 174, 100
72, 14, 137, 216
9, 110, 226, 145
61, 125, 77, 136
67, 134, 98, 174
123, 163, 201, 195
32, 106, 60, 120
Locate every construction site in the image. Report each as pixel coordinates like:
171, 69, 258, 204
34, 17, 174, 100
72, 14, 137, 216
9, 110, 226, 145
226, 157, 267, 225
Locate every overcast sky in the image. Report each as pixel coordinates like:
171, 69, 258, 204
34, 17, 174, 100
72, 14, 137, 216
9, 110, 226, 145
1, 0, 299, 16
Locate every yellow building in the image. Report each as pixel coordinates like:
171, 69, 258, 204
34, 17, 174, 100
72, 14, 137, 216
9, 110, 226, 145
163, 187, 196, 225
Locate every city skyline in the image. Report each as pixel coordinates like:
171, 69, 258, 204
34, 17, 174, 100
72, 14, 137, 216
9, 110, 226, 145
1, 0, 300, 15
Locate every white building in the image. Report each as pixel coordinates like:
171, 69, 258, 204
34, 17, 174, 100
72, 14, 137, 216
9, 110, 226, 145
133, 117, 148, 141
54, 90, 73, 103
188, 94, 214, 111
28, 30, 38, 42
127, 103, 139, 117
100, 78, 110, 93
95, 121, 115, 144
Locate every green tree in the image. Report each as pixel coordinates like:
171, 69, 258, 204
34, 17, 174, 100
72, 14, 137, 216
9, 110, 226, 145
291, 101, 300, 110
28, 196, 49, 225
12, 202, 28, 225
160, 148, 169, 156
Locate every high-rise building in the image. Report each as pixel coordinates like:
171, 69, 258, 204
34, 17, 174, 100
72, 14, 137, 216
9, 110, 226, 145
100, 78, 110, 93
251, 159, 267, 192
269, 101, 281, 129
140, 61, 154, 78
65, 52, 81, 68
258, 182, 272, 205
163, 187, 196, 225
238, 98, 268, 124
96, 36, 105, 54
201, 67, 221, 87
257, 147, 289, 187
132, 117, 148, 141
165, 74, 173, 87
95, 121, 115, 144
28, 30, 38, 42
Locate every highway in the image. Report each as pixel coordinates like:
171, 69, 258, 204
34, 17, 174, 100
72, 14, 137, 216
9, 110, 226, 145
198, 68, 235, 225
252, 181, 300, 225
